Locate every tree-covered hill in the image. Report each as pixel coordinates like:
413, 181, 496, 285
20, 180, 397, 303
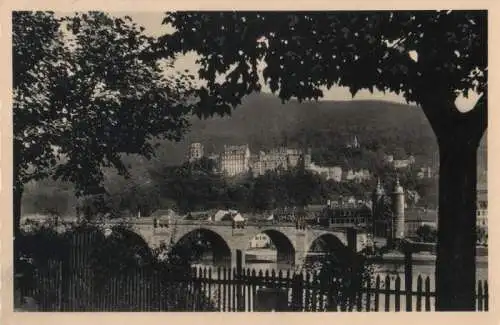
21, 93, 486, 216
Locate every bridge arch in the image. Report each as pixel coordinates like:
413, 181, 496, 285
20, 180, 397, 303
106, 226, 154, 262
173, 228, 232, 267
305, 233, 351, 269
247, 229, 296, 268
64, 225, 157, 286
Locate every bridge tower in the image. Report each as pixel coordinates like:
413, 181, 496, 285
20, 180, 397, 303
371, 178, 385, 235
391, 177, 405, 240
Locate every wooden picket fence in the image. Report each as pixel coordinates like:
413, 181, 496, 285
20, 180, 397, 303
15, 230, 489, 312
17, 261, 489, 312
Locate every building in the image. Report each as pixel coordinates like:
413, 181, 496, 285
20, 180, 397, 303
344, 169, 371, 183
308, 163, 342, 182
383, 155, 394, 164
417, 167, 433, 179
383, 154, 416, 169
477, 181, 487, 228
251, 148, 287, 177
286, 148, 312, 168
392, 157, 415, 169
320, 202, 372, 227
220, 144, 251, 177
250, 147, 311, 177
187, 142, 204, 162
249, 233, 272, 249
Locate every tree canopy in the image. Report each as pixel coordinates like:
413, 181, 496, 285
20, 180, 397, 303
13, 11, 195, 238
157, 10, 487, 310
13, 11, 193, 196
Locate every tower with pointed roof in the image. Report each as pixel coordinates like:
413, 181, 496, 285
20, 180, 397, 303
391, 176, 406, 239
353, 135, 360, 149
371, 178, 385, 235
372, 178, 384, 210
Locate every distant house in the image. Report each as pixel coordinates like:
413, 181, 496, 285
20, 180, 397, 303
383, 153, 416, 169
384, 154, 416, 169
187, 142, 204, 162
383, 155, 394, 164
417, 167, 433, 179
308, 163, 342, 182
344, 169, 371, 182
249, 233, 272, 249
393, 158, 415, 169
209, 209, 246, 223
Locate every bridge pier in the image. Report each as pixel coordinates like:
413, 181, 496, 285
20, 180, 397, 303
347, 227, 358, 252
294, 251, 307, 271
231, 249, 245, 269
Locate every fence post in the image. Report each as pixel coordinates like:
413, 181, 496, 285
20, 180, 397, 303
347, 228, 358, 253
404, 249, 413, 311
58, 261, 63, 311
291, 273, 304, 311
236, 249, 244, 311
484, 280, 489, 311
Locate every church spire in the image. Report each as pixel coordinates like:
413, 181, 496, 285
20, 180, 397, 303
375, 177, 385, 196
353, 135, 359, 148
393, 175, 404, 194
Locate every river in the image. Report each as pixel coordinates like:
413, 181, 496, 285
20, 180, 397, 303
199, 248, 489, 287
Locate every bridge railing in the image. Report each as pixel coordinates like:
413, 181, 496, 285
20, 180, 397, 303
45, 216, 360, 231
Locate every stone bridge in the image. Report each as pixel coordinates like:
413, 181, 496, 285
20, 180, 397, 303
96, 217, 362, 269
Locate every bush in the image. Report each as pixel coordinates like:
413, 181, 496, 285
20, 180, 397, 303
304, 250, 372, 310
14, 222, 217, 311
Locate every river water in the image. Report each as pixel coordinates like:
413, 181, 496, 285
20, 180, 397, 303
198, 250, 488, 283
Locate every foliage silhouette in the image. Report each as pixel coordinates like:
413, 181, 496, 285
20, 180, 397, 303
157, 11, 487, 310
13, 11, 194, 245
15, 222, 217, 311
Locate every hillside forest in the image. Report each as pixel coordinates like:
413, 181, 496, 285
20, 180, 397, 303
21, 94, 487, 218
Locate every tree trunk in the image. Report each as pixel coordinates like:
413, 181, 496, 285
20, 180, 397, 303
435, 128, 481, 311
